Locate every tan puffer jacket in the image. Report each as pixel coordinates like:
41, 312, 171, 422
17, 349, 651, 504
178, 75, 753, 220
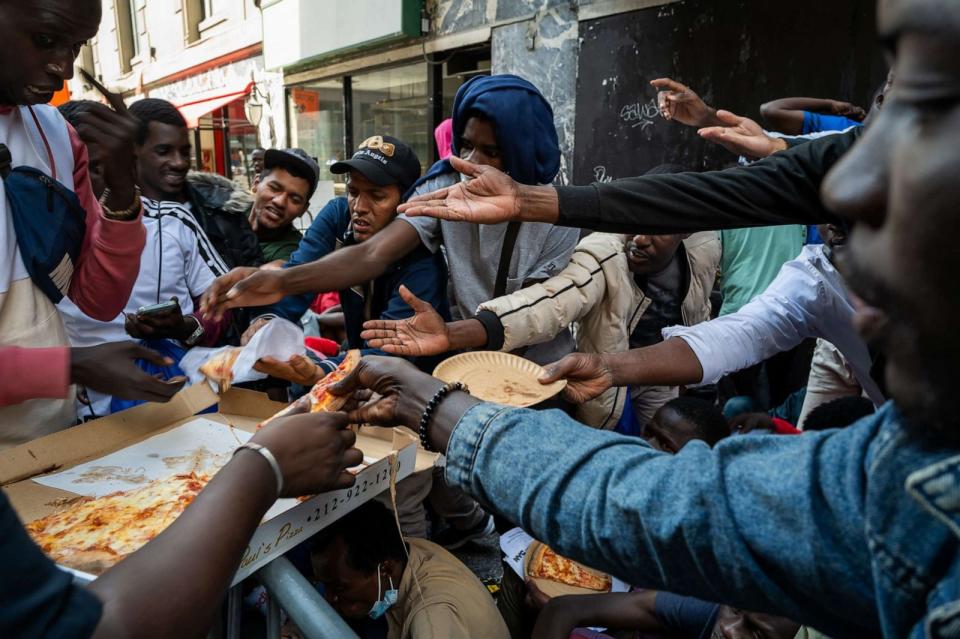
478, 231, 720, 429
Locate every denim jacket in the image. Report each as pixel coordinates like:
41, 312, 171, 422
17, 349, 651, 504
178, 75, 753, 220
445, 401, 960, 638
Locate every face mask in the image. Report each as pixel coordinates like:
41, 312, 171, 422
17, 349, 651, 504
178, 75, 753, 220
368, 563, 398, 619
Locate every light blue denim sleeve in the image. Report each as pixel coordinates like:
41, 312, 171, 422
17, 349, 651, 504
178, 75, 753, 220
445, 402, 883, 637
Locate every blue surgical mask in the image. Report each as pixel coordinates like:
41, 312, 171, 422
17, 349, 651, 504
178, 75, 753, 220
368, 564, 398, 620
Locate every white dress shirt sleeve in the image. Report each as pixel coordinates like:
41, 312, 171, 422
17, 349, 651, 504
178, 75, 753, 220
663, 246, 827, 385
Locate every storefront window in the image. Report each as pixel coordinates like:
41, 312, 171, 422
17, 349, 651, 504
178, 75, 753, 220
286, 49, 489, 183
287, 79, 345, 182
193, 100, 258, 189
351, 62, 430, 174
225, 101, 258, 190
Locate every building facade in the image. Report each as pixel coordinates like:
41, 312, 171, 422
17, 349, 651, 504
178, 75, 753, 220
72, 0, 883, 194
263, 0, 656, 186
72, 0, 285, 189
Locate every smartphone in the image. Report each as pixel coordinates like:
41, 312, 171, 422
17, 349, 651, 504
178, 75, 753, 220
136, 299, 179, 317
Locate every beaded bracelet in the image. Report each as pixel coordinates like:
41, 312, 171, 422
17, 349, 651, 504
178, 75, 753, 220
419, 382, 468, 452
99, 185, 143, 221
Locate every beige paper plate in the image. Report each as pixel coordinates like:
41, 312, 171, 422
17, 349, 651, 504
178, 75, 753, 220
523, 540, 613, 598
433, 351, 566, 408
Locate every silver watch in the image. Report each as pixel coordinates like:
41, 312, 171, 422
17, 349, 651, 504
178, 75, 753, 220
182, 315, 204, 346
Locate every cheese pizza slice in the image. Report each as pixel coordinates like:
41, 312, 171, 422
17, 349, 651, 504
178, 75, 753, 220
307, 349, 361, 413
25, 472, 211, 575
529, 544, 612, 592
199, 347, 242, 391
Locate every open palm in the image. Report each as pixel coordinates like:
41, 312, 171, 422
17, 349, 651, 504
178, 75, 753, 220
698, 110, 785, 160
398, 156, 521, 225
361, 286, 451, 357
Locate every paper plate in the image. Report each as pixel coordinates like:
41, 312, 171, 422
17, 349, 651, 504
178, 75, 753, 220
432, 351, 566, 408
523, 540, 613, 598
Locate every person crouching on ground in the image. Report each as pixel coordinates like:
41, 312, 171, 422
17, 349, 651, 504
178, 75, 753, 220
309, 501, 509, 639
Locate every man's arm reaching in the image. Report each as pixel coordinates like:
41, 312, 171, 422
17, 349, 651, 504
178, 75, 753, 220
201, 219, 422, 319
555, 127, 858, 234
400, 129, 858, 234
760, 97, 865, 136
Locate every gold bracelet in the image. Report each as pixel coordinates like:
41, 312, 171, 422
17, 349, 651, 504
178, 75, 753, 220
99, 185, 142, 221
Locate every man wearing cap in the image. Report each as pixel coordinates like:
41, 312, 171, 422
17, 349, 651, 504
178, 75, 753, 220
249, 148, 318, 263
249, 135, 450, 377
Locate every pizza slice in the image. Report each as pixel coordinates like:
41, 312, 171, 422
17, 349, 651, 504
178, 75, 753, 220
26, 472, 211, 575
528, 544, 612, 592
308, 349, 361, 413
199, 347, 242, 392
257, 350, 361, 429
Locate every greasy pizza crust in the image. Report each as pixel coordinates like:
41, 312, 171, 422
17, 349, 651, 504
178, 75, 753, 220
55, 547, 121, 574
26, 472, 210, 574
257, 350, 361, 429
529, 544, 612, 592
200, 348, 242, 391
310, 350, 360, 412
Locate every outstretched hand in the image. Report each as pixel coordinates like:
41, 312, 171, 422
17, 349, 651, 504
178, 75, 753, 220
650, 77, 721, 128
697, 110, 788, 160
398, 156, 522, 224
200, 267, 286, 320
539, 353, 614, 404
830, 99, 867, 121
254, 354, 323, 386
361, 285, 452, 356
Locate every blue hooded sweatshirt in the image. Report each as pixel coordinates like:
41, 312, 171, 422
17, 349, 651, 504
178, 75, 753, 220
411, 74, 561, 192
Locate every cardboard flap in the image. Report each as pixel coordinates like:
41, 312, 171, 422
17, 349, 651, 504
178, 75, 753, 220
0, 383, 219, 486
218, 388, 289, 421
358, 425, 439, 472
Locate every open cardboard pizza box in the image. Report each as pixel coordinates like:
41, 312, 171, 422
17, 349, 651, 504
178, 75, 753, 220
0, 383, 438, 586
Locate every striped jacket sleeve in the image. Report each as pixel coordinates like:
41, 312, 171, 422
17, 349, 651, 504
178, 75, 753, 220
476, 233, 622, 352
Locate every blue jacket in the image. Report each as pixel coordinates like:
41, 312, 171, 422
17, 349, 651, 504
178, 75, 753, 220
266, 197, 450, 372
445, 401, 960, 638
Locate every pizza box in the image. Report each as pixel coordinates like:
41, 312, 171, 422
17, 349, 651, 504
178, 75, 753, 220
0, 383, 439, 585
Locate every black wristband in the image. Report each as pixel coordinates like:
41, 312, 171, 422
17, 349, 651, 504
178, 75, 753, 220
419, 382, 468, 452
474, 310, 505, 351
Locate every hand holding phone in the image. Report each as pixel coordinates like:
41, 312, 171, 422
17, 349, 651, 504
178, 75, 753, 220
126, 297, 193, 341
136, 299, 180, 317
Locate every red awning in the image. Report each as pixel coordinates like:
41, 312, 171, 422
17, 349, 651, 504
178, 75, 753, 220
48, 85, 71, 107
176, 81, 253, 128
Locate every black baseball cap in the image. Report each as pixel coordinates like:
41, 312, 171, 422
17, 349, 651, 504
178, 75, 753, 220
263, 148, 320, 197
330, 135, 421, 194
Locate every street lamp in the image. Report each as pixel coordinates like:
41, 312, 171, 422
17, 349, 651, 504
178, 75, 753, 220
244, 84, 264, 128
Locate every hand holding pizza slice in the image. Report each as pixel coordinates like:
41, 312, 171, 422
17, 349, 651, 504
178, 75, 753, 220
257, 350, 362, 429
